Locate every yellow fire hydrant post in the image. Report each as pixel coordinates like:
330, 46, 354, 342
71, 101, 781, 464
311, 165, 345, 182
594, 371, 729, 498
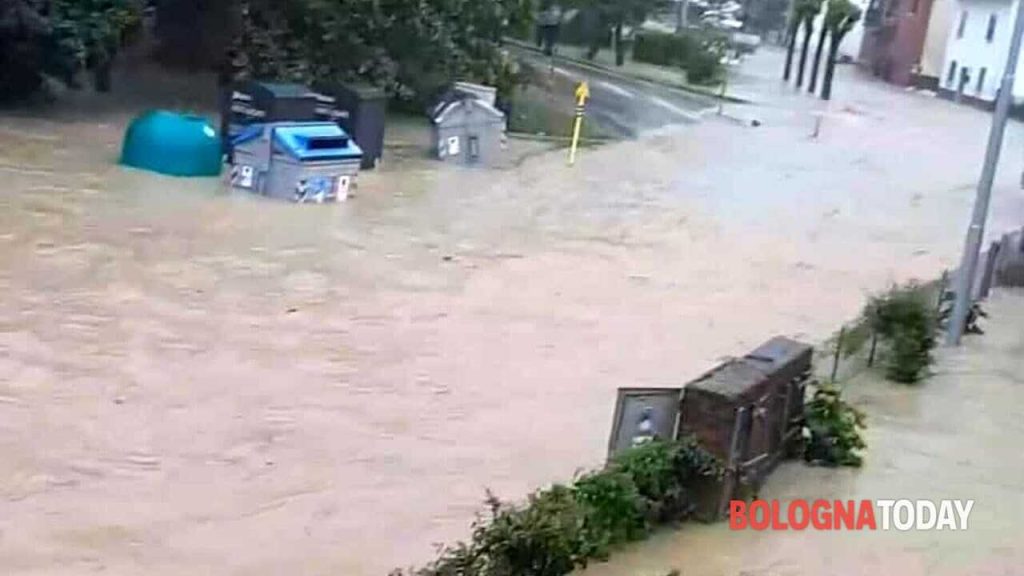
568, 81, 589, 166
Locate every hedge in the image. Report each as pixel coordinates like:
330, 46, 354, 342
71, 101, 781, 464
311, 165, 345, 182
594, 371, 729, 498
632, 30, 726, 86
391, 437, 722, 576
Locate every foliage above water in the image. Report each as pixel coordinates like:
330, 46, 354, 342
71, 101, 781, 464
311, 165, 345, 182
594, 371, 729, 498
1, 0, 141, 102
803, 381, 867, 467
391, 438, 722, 576
867, 282, 938, 384
632, 30, 727, 85
232, 0, 532, 108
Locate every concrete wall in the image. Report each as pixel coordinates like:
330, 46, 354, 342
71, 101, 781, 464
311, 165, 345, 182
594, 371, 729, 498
940, 0, 1019, 101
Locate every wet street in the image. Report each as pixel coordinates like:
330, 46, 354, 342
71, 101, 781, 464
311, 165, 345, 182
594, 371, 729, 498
510, 45, 713, 137
2, 50, 1024, 575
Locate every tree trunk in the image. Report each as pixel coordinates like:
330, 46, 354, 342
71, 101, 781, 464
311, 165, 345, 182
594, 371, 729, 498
614, 21, 625, 66
585, 8, 601, 60
822, 34, 843, 100
783, 20, 798, 80
796, 19, 813, 88
93, 58, 112, 92
808, 18, 828, 94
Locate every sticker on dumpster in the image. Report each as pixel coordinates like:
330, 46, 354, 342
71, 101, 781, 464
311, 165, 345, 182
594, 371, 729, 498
295, 176, 335, 204
337, 176, 351, 201
447, 136, 460, 156
231, 165, 255, 189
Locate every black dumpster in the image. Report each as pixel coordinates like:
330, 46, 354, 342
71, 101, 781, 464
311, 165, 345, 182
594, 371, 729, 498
222, 81, 339, 157
315, 82, 387, 170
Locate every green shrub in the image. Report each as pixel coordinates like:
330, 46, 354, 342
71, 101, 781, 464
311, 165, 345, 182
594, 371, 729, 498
685, 49, 721, 85
633, 32, 696, 67
475, 486, 588, 576
394, 438, 722, 576
868, 283, 937, 383
573, 471, 647, 558
803, 381, 867, 467
632, 31, 725, 86
611, 437, 722, 522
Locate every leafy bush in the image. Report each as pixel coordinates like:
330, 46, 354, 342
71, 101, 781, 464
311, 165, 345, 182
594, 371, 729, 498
0, 0, 140, 102
868, 283, 937, 383
233, 0, 530, 110
632, 30, 725, 85
803, 381, 867, 467
573, 470, 646, 557
393, 438, 721, 576
476, 486, 589, 576
633, 32, 697, 67
685, 48, 721, 85
611, 436, 723, 522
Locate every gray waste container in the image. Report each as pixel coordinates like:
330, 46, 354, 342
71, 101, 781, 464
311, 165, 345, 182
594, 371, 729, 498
315, 82, 387, 170
430, 92, 505, 166
230, 122, 363, 203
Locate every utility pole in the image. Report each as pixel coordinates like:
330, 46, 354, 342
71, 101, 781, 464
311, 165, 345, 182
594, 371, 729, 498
947, 0, 1024, 344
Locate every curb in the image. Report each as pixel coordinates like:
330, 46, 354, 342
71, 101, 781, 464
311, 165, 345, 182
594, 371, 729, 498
504, 37, 753, 105
507, 131, 616, 145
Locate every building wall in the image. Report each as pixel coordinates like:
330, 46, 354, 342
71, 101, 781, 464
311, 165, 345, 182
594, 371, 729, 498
940, 0, 1019, 101
921, 0, 954, 78
859, 0, 937, 85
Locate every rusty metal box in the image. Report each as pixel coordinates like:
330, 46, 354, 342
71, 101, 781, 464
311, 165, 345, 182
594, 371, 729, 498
678, 336, 812, 519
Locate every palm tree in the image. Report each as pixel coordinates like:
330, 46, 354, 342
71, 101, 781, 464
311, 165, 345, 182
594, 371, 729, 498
795, 0, 823, 88
783, 9, 800, 80
821, 0, 862, 100
808, 0, 830, 94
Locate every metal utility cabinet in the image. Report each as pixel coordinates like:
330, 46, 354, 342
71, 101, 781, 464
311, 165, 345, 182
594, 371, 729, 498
230, 122, 363, 203
430, 91, 505, 166
679, 337, 812, 519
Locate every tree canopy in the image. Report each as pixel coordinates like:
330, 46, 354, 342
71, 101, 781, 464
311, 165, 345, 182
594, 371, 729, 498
1, 0, 140, 102
824, 0, 860, 34
2, 0, 533, 106
224, 0, 536, 107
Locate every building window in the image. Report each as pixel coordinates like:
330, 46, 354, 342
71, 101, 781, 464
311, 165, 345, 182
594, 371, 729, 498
958, 11, 968, 39
986, 14, 997, 42
977, 67, 987, 93
948, 61, 958, 86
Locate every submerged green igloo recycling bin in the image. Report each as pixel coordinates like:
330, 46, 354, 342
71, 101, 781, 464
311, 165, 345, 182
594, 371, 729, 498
120, 110, 222, 177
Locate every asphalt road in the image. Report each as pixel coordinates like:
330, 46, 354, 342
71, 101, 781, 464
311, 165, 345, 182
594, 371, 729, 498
512, 47, 716, 138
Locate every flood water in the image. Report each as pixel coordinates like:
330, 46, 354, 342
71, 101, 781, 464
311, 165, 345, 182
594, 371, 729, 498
582, 288, 1024, 576
2, 64, 1024, 575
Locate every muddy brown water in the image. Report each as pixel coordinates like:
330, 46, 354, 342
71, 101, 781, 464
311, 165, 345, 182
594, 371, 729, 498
2, 77, 1024, 575
581, 288, 1024, 576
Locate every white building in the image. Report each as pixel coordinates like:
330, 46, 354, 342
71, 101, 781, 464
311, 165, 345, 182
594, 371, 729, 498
940, 0, 1024, 102
921, 0, 954, 81
839, 0, 873, 60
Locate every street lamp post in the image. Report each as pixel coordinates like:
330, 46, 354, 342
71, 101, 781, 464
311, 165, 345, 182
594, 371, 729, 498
947, 0, 1024, 345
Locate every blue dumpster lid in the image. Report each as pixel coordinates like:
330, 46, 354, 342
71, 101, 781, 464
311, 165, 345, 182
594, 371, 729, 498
271, 122, 363, 161
231, 124, 266, 147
